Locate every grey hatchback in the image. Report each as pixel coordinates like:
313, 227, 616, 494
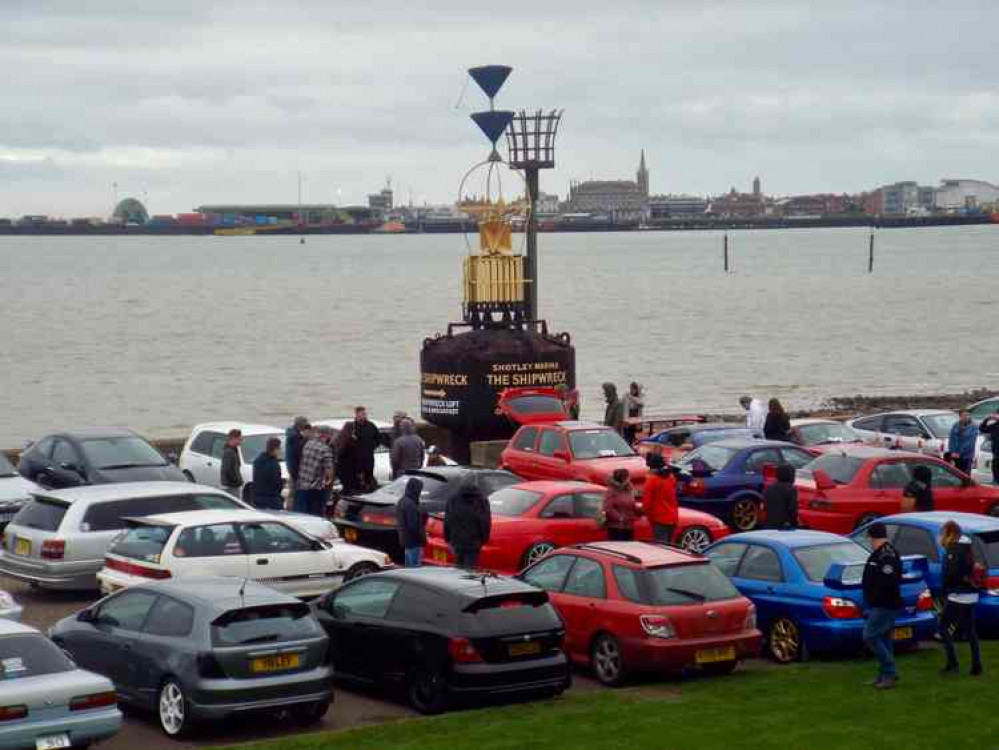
50, 577, 333, 738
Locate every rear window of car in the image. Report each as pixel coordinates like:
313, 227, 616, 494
679, 445, 738, 472
489, 488, 543, 516
797, 454, 867, 484
82, 494, 241, 533
0, 634, 74, 679
507, 395, 565, 415
109, 524, 174, 562
458, 591, 562, 631
381, 476, 447, 498
646, 563, 741, 605
212, 603, 321, 646
792, 542, 869, 582
922, 413, 958, 439
12, 498, 68, 532
973, 531, 999, 569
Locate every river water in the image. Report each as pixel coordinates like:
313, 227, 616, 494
1, 225, 996, 446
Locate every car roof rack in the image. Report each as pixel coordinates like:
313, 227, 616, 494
573, 543, 643, 565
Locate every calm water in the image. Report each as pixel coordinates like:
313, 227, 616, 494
1, 226, 997, 446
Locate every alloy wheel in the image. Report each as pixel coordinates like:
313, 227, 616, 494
345, 562, 378, 581
592, 635, 624, 686
159, 681, 186, 736
732, 500, 759, 531
679, 526, 712, 553
769, 618, 801, 664
524, 542, 556, 567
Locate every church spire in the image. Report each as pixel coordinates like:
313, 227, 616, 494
637, 150, 649, 197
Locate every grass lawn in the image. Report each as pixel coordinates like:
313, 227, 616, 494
215, 644, 999, 750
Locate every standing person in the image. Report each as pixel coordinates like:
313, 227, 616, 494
740, 396, 766, 439
285, 417, 310, 510
623, 382, 645, 445
948, 411, 979, 476
939, 521, 983, 676
335, 422, 360, 496
353, 406, 382, 492
763, 463, 799, 529
252, 437, 284, 510
297, 425, 335, 516
603, 383, 626, 436
980, 408, 999, 485
220, 429, 244, 499
390, 411, 408, 445
644, 455, 677, 544
902, 465, 934, 512
444, 474, 491, 569
603, 468, 637, 541
395, 477, 426, 568
390, 418, 425, 479
861, 522, 903, 690
426, 446, 447, 467
763, 399, 792, 442
557, 384, 581, 421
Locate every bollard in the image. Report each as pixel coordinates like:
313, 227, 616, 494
723, 233, 730, 273
868, 231, 874, 273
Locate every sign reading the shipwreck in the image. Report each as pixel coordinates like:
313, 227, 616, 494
484, 361, 568, 388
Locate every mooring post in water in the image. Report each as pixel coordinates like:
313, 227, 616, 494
723, 232, 730, 273
868, 230, 874, 273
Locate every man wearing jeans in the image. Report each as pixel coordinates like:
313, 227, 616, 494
862, 522, 903, 690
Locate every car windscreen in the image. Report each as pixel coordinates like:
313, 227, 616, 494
240, 434, 284, 465
380, 475, 447, 499
0, 453, 15, 478
797, 453, 866, 484
212, 603, 321, 645
12, 498, 68, 531
973, 531, 999, 569
568, 430, 634, 459
109, 524, 174, 562
81, 437, 166, 469
792, 542, 869, 582
0, 634, 75, 679
922, 413, 958, 439
647, 563, 741, 605
679, 444, 737, 472
797, 423, 861, 445
488, 488, 543, 516
693, 429, 751, 447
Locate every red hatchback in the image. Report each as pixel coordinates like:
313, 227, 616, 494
797, 445, 999, 534
424, 481, 730, 573
518, 542, 761, 685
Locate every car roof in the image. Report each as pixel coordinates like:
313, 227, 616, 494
512, 480, 605, 494
191, 422, 283, 436
406, 466, 514, 481
813, 444, 932, 460
568, 541, 705, 567
553, 421, 607, 430
130, 508, 277, 526
874, 512, 999, 533
790, 418, 845, 427
132, 576, 301, 612
704, 438, 795, 449
854, 409, 955, 419
43, 427, 140, 441
724, 529, 852, 549
0, 619, 41, 637
969, 396, 999, 409
375, 567, 542, 600
34, 481, 231, 505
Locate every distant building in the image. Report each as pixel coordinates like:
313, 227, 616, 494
934, 179, 999, 213
648, 194, 708, 219
708, 185, 766, 218
194, 204, 372, 226
368, 186, 394, 215
111, 197, 149, 225
752, 176, 761, 197
566, 151, 650, 222
780, 193, 850, 217
535, 192, 560, 217
872, 182, 936, 216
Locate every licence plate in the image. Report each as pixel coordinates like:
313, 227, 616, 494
509, 641, 542, 657
14, 537, 30, 556
892, 627, 913, 641
432, 548, 449, 563
343, 527, 358, 543
36, 735, 71, 750
250, 653, 300, 673
696, 646, 736, 665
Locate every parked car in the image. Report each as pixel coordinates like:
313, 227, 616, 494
18, 427, 187, 489
675, 439, 818, 532
179, 422, 288, 503
795, 446, 999, 534
968, 396, 999, 422
847, 410, 958, 457
850, 512, 999, 633
312, 567, 570, 714
519, 542, 761, 685
0, 451, 40, 532
0, 590, 21, 621
51, 577, 332, 738
635, 423, 754, 464
0, 482, 342, 590
973, 433, 994, 486
705, 530, 936, 663
98, 509, 391, 597
424, 481, 730, 572
0, 619, 121, 749
788, 419, 864, 451
333, 467, 520, 559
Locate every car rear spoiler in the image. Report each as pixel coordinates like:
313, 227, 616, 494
824, 555, 928, 590
463, 590, 549, 613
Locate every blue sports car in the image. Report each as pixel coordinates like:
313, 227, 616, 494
705, 530, 936, 662
851, 512, 999, 633
676, 439, 817, 531
638, 423, 753, 454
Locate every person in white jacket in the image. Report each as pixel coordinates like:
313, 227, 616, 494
739, 396, 766, 438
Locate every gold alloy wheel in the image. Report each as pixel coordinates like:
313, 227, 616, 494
769, 618, 801, 664
731, 500, 759, 531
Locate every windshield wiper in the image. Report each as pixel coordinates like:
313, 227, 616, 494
661, 586, 707, 602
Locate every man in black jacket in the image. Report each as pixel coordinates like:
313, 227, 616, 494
862, 522, 902, 689
444, 475, 491, 569
395, 477, 426, 567
221, 429, 243, 499
353, 407, 382, 492
763, 463, 798, 529
252, 437, 284, 510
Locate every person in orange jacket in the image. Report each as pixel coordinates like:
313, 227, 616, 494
644, 453, 678, 544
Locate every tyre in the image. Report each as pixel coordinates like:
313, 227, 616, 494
521, 542, 556, 568
591, 633, 626, 687
158, 679, 192, 738
700, 660, 739, 676
182, 470, 195, 483
291, 699, 330, 725
854, 513, 880, 530
730, 499, 759, 531
407, 665, 449, 714
678, 526, 712, 553
344, 562, 379, 581
768, 618, 803, 664
988, 503, 999, 518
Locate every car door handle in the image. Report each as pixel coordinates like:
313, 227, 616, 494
256, 558, 269, 565
766, 587, 776, 594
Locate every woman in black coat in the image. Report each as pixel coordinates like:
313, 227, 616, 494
763, 399, 791, 441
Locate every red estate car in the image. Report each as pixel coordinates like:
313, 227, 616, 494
424, 481, 730, 572
519, 542, 761, 685
797, 445, 999, 534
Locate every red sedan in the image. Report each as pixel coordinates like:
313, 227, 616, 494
797, 445, 999, 534
519, 542, 761, 685
424, 481, 729, 573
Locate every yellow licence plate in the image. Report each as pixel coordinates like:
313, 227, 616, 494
892, 627, 913, 641
250, 653, 301, 673
343, 527, 358, 543
696, 646, 736, 665
14, 538, 30, 556
509, 641, 542, 657
432, 548, 449, 563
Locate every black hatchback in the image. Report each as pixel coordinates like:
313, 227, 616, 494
314, 567, 570, 714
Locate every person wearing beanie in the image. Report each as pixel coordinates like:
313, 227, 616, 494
763, 463, 799, 530
862, 522, 903, 689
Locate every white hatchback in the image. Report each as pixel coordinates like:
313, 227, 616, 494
97, 509, 391, 598
847, 409, 957, 457
178, 422, 289, 502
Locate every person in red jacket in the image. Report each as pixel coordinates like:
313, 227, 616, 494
603, 468, 637, 541
644, 454, 679, 544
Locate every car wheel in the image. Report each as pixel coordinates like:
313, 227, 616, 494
158, 679, 191, 738
768, 618, 803, 664
591, 633, 626, 687
731, 499, 759, 531
407, 665, 449, 714
987, 503, 999, 518
854, 513, 880, 530
678, 526, 712, 553
182, 470, 195, 483
344, 562, 379, 581
291, 699, 330, 725
521, 542, 556, 568
701, 660, 739, 676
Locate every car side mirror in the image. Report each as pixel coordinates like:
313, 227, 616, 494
553, 450, 570, 463
813, 469, 836, 492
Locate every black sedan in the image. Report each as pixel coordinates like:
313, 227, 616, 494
314, 567, 569, 714
18, 427, 187, 489
332, 467, 520, 559
50, 577, 333, 738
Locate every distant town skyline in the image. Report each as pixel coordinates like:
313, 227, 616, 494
2, 1, 997, 217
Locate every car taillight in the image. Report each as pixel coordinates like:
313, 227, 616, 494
809, 498, 832, 510
986, 576, 999, 597
448, 637, 483, 664
822, 596, 862, 619
360, 510, 396, 526
686, 479, 705, 497
744, 604, 757, 631
41, 539, 66, 560
197, 653, 227, 678
640, 614, 676, 639
105, 557, 171, 579
916, 589, 935, 612
69, 691, 117, 711
0, 705, 27, 722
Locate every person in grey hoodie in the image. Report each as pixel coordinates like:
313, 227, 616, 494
390, 419, 425, 479
395, 477, 426, 567
603, 382, 626, 436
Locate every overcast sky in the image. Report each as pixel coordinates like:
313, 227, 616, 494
2, 0, 996, 216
